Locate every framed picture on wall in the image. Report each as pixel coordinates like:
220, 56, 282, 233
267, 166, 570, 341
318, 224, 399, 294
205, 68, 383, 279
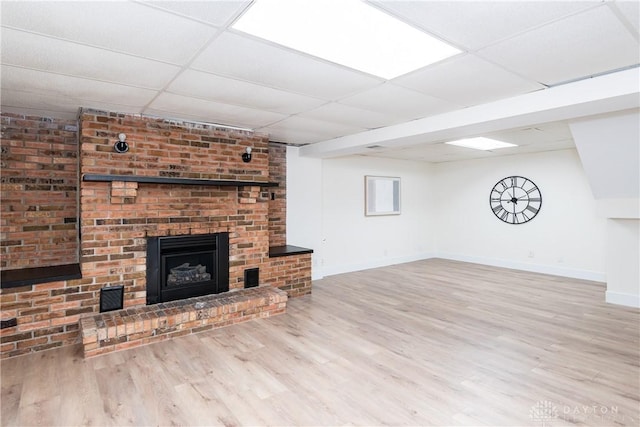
365, 175, 401, 216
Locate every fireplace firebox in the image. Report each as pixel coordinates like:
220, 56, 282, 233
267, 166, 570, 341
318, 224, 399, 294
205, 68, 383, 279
146, 233, 229, 304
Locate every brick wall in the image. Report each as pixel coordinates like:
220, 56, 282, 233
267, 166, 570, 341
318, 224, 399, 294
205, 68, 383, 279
266, 254, 312, 297
0, 279, 84, 355
268, 142, 287, 247
0, 109, 310, 359
79, 110, 268, 182
0, 113, 79, 270
79, 109, 271, 308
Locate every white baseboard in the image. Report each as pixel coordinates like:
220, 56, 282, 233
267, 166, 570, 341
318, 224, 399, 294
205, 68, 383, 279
436, 253, 606, 283
606, 291, 640, 308
313, 252, 640, 309
317, 252, 607, 283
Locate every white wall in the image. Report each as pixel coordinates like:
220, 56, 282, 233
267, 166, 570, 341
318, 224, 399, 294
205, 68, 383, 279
320, 156, 436, 276
570, 110, 639, 200
570, 110, 640, 307
287, 147, 607, 283
605, 219, 640, 307
433, 149, 606, 281
286, 146, 324, 279
286, 150, 436, 278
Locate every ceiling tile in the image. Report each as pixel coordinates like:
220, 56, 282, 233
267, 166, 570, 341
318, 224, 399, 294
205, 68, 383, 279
1, 65, 158, 107
297, 102, 406, 129
1, 89, 144, 119
167, 69, 326, 114
477, 6, 640, 85
141, 1, 250, 26
146, 92, 287, 129
369, 0, 598, 50
486, 124, 573, 147
338, 83, 461, 119
258, 127, 328, 145
191, 32, 384, 99
258, 115, 367, 144
394, 54, 544, 106
1, 1, 217, 64
0, 1, 635, 163
1, 29, 181, 89
612, 1, 640, 35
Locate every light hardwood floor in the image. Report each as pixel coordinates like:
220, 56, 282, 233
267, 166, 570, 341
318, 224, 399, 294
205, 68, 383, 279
2, 259, 639, 426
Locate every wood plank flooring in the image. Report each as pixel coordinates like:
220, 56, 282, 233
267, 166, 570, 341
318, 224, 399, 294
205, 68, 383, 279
2, 259, 639, 426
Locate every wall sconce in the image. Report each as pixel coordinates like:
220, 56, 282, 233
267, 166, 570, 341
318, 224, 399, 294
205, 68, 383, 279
241, 147, 252, 163
114, 133, 129, 153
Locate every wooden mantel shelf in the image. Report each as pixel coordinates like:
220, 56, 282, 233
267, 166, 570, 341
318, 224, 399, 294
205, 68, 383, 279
82, 174, 278, 188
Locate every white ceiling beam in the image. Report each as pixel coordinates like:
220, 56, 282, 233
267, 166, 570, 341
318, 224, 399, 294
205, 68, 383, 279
299, 67, 640, 158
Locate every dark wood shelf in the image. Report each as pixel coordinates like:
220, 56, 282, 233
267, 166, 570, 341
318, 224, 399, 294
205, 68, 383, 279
269, 245, 314, 258
1, 263, 82, 289
82, 174, 278, 188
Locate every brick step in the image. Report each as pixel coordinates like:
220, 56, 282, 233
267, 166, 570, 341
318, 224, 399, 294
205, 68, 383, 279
80, 287, 287, 358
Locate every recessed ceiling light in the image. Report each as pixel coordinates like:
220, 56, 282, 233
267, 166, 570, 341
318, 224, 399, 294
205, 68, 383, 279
232, 0, 461, 79
445, 137, 517, 150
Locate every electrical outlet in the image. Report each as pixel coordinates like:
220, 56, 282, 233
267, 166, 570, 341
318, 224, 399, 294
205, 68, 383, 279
528, 251, 535, 258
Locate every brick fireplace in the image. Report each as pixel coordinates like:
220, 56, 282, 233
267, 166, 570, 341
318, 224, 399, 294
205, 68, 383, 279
78, 109, 275, 306
0, 109, 312, 358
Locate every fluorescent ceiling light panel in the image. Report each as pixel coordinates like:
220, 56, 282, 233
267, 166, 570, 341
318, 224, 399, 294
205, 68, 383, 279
232, 0, 461, 79
445, 137, 517, 150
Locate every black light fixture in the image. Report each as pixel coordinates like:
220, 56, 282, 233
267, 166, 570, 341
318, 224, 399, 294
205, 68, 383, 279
241, 147, 252, 163
114, 133, 129, 153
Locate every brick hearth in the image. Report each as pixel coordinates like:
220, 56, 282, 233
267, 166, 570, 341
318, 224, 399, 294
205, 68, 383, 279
80, 286, 287, 358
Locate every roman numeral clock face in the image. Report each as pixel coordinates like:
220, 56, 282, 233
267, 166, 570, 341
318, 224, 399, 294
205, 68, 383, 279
490, 176, 541, 224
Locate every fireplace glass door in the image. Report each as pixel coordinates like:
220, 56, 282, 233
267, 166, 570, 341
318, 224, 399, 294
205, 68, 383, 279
146, 233, 229, 304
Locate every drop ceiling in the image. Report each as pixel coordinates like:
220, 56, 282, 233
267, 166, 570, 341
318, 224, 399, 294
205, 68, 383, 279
1, 0, 639, 163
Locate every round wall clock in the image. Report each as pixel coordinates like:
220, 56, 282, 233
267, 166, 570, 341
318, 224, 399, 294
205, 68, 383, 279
489, 176, 541, 224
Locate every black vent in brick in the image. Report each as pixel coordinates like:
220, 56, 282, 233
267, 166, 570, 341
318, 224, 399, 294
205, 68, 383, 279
100, 286, 124, 312
1, 318, 17, 329
244, 268, 259, 288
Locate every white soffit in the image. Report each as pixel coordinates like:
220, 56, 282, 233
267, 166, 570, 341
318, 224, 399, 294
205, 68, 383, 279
570, 109, 640, 200
299, 68, 640, 158
232, 0, 461, 79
